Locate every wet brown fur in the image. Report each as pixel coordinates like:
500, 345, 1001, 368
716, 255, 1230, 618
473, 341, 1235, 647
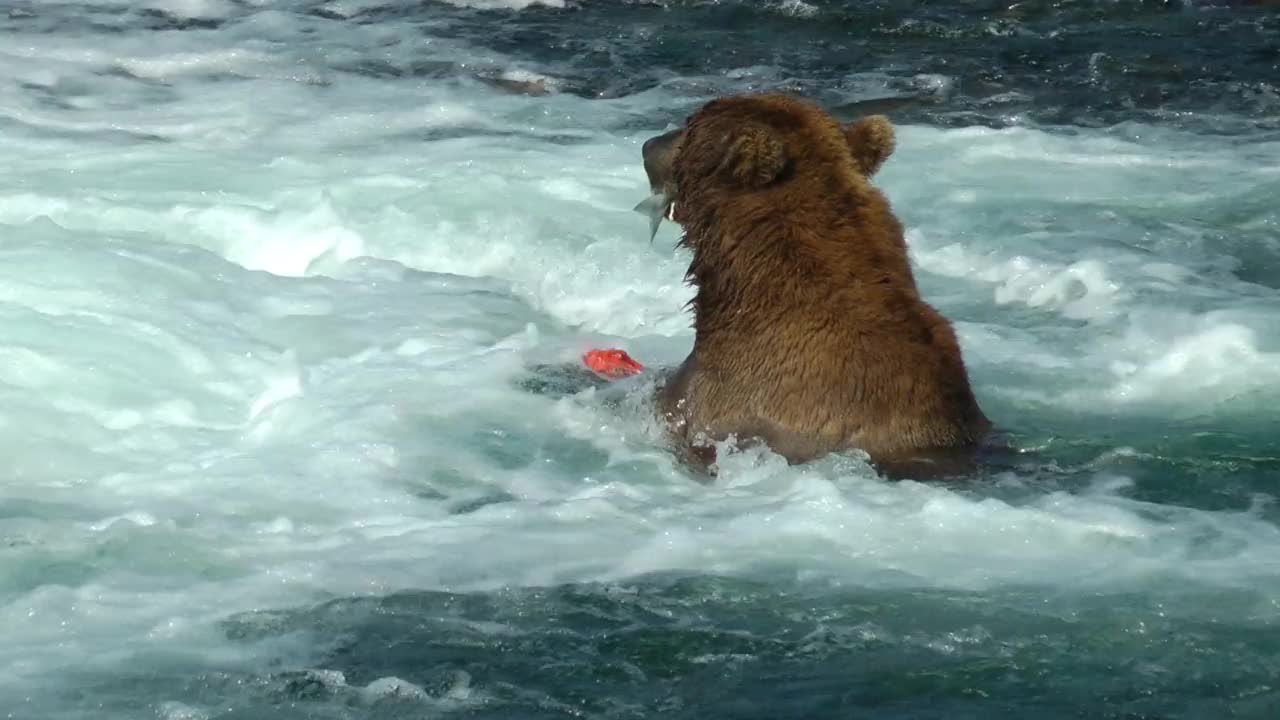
642, 93, 992, 478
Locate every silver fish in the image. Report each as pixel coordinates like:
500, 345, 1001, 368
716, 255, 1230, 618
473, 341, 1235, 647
632, 192, 675, 244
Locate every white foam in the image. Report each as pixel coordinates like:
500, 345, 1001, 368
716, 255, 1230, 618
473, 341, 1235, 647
1089, 317, 1280, 409
773, 0, 819, 18
149, 0, 239, 19
119, 49, 275, 80
439, 0, 565, 8
157, 702, 211, 720
360, 677, 430, 704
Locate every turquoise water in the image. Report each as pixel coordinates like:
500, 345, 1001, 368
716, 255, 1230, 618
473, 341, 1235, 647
2, 1, 1279, 717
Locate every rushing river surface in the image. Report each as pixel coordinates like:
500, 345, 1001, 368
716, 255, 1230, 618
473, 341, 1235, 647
2, 1, 1280, 718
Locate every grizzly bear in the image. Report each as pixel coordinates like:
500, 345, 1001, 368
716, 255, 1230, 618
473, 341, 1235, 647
636, 93, 992, 479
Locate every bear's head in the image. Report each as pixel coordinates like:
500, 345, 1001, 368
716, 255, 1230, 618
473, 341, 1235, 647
637, 93, 896, 239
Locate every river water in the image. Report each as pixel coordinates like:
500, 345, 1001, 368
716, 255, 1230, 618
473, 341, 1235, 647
2, 1, 1279, 718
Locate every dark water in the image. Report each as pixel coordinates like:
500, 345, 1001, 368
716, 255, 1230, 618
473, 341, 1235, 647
51, 574, 1280, 718
338, 0, 1280, 134
6, 0, 1278, 134
242, 575, 1280, 719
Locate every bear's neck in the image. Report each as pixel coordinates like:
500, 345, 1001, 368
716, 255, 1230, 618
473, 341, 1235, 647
682, 205, 922, 355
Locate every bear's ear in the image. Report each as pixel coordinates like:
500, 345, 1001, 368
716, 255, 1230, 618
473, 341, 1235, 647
716, 123, 787, 189
842, 115, 896, 177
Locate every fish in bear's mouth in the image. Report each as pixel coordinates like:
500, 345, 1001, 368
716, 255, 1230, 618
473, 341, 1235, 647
633, 192, 676, 243
633, 126, 683, 243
